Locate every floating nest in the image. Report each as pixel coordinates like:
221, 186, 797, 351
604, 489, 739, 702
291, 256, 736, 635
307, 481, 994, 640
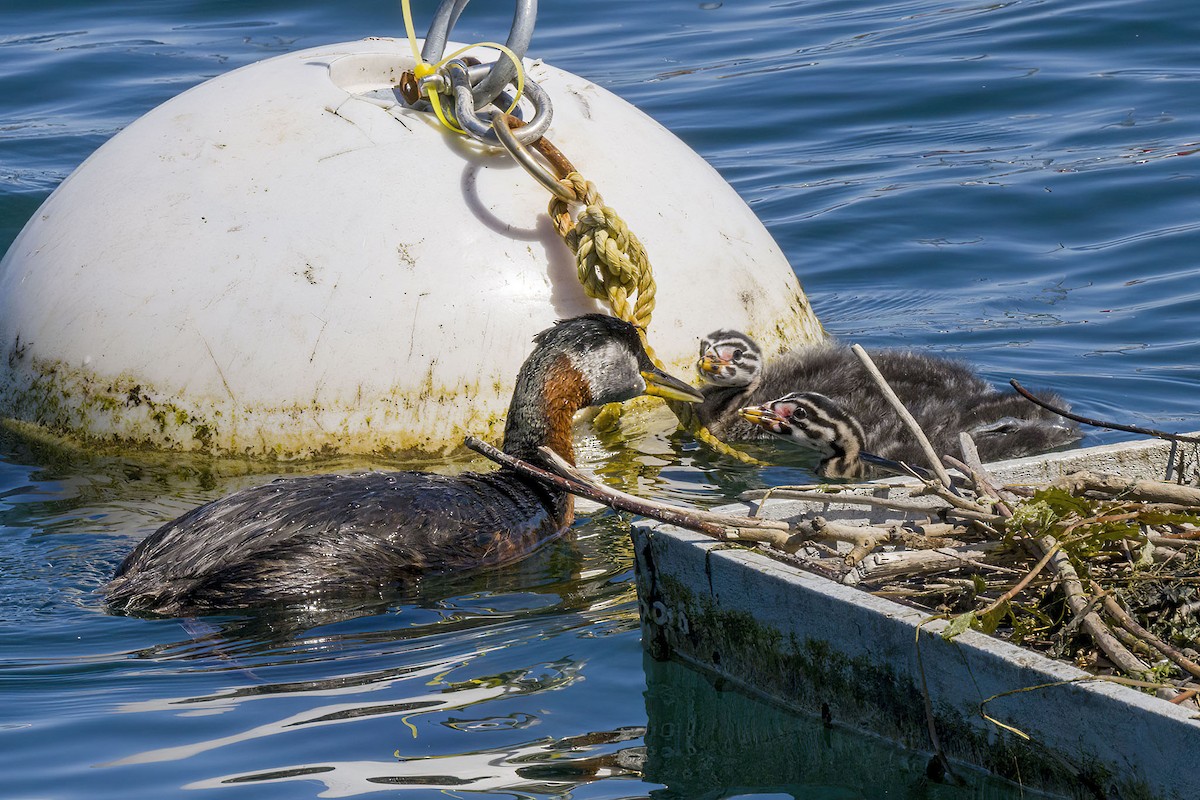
469, 385, 1200, 711
743, 461, 1200, 704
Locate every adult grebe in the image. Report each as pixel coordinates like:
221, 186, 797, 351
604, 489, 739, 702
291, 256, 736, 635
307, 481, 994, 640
697, 329, 1079, 472
107, 314, 702, 615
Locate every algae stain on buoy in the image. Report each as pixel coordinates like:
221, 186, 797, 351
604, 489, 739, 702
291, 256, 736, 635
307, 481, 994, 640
0, 38, 823, 458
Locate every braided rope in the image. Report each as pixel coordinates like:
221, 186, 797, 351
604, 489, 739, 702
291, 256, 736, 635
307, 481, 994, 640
548, 173, 763, 465
550, 173, 655, 328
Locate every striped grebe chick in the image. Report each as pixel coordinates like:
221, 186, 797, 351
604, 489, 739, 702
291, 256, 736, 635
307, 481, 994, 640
740, 391, 947, 479
698, 329, 1080, 470
106, 314, 702, 616
739, 392, 873, 479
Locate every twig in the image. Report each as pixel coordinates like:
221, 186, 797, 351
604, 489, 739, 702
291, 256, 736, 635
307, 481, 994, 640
851, 344, 956, 489
975, 541, 1061, 618
539, 445, 937, 556
465, 436, 798, 549
916, 478, 1005, 525
845, 543, 1006, 586
464, 436, 601, 496
1091, 581, 1200, 682
531, 445, 825, 553
1157, 528, 1200, 540
1009, 379, 1200, 444
1051, 470, 1200, 506
537, 446, 788, 530
948, 433, 1015, 518
741, 487, 949, 514
1030, 535, 1151, 677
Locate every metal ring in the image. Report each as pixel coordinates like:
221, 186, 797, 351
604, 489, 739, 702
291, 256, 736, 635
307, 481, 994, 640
419, 0, 470, 64
492, 114, 576, 203
472, 0, 537, 108
419, 0, 537, 109
445, 61, 553, 145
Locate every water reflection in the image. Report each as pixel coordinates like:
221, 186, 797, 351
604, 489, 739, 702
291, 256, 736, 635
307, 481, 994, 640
108, 656, 585, 766
169, 652, 1043, 799
188, 725, 645, 796
641, 658, 1049, 800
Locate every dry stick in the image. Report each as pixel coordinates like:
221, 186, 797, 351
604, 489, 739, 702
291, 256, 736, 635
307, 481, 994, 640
1090, 580, 1200, 682
1009, 379, 1200, 444
464, 436, 788, 545
846, 543, 1008, 586
742, 484, 1004, 529
850, 344, 955, 489
1147, 534, 1200, 548
791, 516, 897, 565
1051, 470, 1200, 506
741, 488, 951, 515
949, 433, 1016, 519
1029, 534, 1152, 677
755, 481, 888, 493
894, 521, 965, 539
535, 446, 913, 557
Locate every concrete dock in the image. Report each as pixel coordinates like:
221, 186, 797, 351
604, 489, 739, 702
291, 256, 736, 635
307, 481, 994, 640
633, 435, 1200, 799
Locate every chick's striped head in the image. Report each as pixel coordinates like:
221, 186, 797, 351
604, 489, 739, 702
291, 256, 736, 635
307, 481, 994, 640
738, 392, 868, 479
697, 329, 762, 388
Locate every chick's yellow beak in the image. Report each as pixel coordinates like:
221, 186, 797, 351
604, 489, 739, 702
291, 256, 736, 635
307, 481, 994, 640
697, 355, 724, 376
641, 369, 704, 403
738, 406, 776, 425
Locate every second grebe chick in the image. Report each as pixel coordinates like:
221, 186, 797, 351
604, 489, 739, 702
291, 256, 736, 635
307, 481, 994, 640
739, 392, 944, 479
106, 314, 703, 616
697, 329, 1080, 466
739, 392, 871, 478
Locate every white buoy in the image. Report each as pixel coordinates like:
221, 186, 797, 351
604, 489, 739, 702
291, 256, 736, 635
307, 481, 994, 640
0, 38, 823, 458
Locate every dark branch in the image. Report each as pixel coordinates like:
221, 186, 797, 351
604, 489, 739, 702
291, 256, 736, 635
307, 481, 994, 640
1009, 379, 1200, 444
464, 435, 731, 537
464, 436, 587, 495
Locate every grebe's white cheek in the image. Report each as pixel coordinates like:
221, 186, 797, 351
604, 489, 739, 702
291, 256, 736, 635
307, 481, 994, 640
573, 342, 643, 405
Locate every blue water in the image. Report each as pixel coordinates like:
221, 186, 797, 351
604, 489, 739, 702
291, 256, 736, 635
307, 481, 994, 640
2, 0, 1197, 797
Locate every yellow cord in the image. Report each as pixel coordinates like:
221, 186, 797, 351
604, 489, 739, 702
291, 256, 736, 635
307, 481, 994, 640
400, 0, 422, 62
547, 174, 763, 465
400, 0, 526, 135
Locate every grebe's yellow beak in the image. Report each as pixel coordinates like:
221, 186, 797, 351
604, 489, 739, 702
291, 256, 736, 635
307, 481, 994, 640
641, 368, 703, 403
